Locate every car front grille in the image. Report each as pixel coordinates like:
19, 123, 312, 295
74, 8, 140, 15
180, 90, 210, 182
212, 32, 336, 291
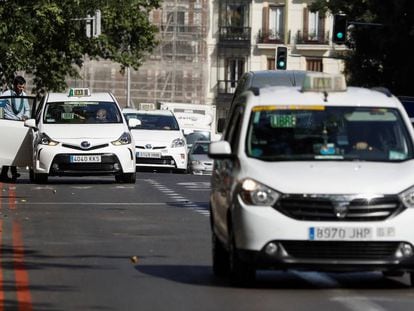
280, 241, 400, 260
274, 195, 403, 221
50, 153, 121, 174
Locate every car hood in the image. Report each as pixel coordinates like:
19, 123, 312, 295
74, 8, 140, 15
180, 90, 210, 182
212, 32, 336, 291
242, 160, 414, 195
190, 154, 212, 162
130, 129, 183, 143
43, 124, 126, 140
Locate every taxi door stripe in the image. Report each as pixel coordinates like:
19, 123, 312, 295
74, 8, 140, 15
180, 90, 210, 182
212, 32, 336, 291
12, 221, 33, 311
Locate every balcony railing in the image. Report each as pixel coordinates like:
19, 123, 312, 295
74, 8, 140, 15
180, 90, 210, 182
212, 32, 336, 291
217, 80, 238, 94
219, 26, 251, 43
257, 29, 285, 44
295, 30, 330, 45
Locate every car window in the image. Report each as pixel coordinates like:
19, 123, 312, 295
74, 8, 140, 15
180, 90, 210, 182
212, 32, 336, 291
246, 106, 413, 162
43, 101, 122, 124
124, 113, 179, 130
192, 143, 209, 155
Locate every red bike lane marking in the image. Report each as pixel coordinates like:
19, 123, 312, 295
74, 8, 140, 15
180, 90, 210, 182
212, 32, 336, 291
8, 185, 16, 210
0, 220, 4, 311
13, 221, 33, 311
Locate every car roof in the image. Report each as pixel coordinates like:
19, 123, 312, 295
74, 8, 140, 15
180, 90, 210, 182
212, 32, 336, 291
246, 86, 402, 109
244, 70, 311, 88
122, 109, 173, 116
46, 91, 115, 102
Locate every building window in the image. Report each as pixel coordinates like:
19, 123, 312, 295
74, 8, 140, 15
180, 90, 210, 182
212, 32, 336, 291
308, 11, 319, 41
302, 8, 326, 43
227, 58, 245, 88
269, 6, 284, 40
306, 58, 323, 72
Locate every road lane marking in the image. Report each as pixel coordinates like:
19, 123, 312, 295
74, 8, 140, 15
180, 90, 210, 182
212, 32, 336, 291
13, 221, 33, 311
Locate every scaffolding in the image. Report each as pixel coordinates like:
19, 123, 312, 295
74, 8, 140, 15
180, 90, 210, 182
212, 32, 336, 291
134, 0, 209, 106
66, 0, 209, 108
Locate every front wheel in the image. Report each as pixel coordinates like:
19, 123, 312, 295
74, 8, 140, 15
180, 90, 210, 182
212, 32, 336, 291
228, 228, 255, 287
212, 231, 229, 277
33, 172, 48, 184
115, 172, 136, 184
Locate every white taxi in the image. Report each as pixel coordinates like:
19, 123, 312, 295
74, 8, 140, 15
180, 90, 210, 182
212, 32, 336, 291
123, 108, 188, 173
0, 88, 136, 183
209, 73, 414, 286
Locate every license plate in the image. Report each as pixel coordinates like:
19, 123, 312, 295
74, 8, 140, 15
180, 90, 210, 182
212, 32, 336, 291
137, 151, 161, 158
309, 227, 373, 241
70, 155, 101, 163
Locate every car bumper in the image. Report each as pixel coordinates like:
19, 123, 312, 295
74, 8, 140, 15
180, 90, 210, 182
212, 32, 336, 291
232, 196, 414, 271
135, 147, 187, 169
34, 145, 136, 175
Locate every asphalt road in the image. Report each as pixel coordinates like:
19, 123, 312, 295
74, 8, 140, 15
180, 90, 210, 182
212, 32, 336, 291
1, 172, 414, 311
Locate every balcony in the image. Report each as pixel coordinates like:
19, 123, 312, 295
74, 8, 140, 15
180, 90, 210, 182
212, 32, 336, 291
257, 29, 285, 44
295, 30, 330, 45
217, 80, 238, 95
218, 27, 251, 47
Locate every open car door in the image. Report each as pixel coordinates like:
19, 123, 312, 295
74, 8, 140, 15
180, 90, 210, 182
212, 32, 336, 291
0, 95, 38, 168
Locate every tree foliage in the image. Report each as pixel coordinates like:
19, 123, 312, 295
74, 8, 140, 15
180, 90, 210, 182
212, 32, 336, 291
310, 0, 414, 96
0, 0, 160, 93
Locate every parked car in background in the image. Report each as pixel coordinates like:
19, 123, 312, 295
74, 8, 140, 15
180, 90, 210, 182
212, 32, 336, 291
123, 108, 188, 173
187, 140, 213, 175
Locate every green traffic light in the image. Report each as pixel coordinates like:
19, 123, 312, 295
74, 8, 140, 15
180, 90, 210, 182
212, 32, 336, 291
278, 61, 285, 67
336, 32, 344, 39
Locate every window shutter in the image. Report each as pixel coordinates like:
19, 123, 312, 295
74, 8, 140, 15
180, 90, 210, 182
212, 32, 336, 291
262, 6, 269, 36
303, 7, 309, 39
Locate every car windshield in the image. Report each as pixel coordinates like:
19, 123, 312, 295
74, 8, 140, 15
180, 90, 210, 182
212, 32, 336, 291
191, 142, 209, 155
43, 101, 122, 124
124, 113, 179, 130
246, 106, 414, 162
185, 131, 211, 145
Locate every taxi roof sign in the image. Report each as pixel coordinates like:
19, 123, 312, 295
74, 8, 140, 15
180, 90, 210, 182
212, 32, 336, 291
301, 73, 347, 93
68, 88, 91, 97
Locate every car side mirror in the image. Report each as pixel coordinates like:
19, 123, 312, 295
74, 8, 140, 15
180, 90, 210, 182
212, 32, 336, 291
128, 118, 141, 128
24, 118, 37, 130
208, 141, 234, 159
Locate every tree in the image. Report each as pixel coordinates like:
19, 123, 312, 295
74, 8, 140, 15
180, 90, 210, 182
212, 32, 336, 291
310, 0, 414, 96
0, 0, 160, 93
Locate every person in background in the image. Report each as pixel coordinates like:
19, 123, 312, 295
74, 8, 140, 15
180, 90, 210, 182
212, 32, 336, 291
0, 75, 30, 182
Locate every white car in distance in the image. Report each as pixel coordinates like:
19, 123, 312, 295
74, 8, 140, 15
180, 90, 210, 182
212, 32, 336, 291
123, 108, 188, 173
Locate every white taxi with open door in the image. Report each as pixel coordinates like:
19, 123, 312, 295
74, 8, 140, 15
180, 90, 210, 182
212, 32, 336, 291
0, 88, 137, 183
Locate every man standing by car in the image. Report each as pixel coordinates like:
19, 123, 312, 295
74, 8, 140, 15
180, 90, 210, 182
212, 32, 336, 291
0, 75, 30, 181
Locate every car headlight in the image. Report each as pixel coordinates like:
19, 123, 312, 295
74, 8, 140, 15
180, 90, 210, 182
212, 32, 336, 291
239, 178, 280, 206
171, 138, 185, 148
191, 160, 202, 165
38, 133, 59, 146
399, 185, 414, 208
111, 132, 132, 146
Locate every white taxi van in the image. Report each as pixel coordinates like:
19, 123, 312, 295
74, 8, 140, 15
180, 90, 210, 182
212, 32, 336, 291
0, 88, 136, 183
209, 73, 414, 286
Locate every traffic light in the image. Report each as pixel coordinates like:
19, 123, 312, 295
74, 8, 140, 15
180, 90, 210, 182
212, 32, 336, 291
276, 46, 287, 70
332, 14, 347, 44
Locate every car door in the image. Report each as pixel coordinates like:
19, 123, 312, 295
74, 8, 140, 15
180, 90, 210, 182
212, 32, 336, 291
0, 95, 37, 167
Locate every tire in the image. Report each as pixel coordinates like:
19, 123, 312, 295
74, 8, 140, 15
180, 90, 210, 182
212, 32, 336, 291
116, 172, 136, 184
33, 172, 48, 184
212, 231, 230, 277
228, 228, 255, 287
411, 272, 414, 287
29, 169, 35, 182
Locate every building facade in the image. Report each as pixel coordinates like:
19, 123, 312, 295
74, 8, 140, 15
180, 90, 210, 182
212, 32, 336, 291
66, 0, 346, 119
